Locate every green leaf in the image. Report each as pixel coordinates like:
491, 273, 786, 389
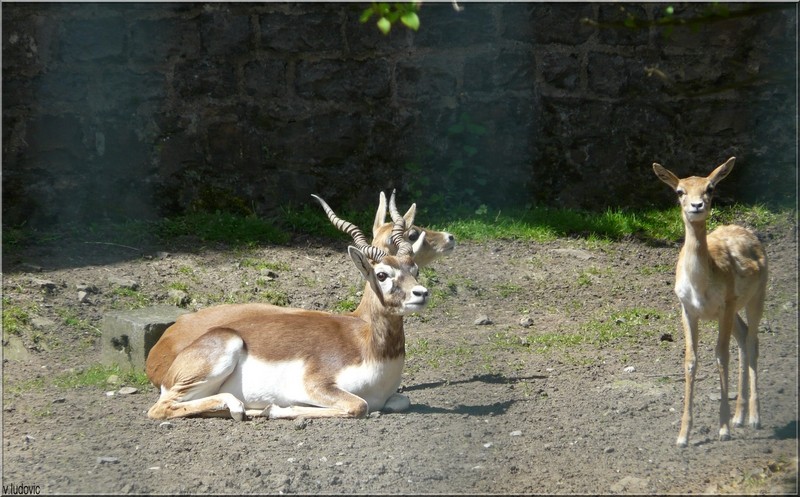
377, 16, 391, 35
360, 7, 374, 23
400, 12, 420, 31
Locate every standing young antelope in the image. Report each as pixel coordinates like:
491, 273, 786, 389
372, 191, 455, 267
145, 193, 429, 420
653, 157, 768, 447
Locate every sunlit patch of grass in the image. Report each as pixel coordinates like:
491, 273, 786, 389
240, 259, 290, 272
5, 376, 46, 394
56, 307, 98, 335
2, 298, 32, 336
53, 364, 151, 389
332, 286, 360, 313
405, 337, 474, 373
581, 307, 664, 345
109, 287, 151, 309
257, 288, 290, 307
495, 283, 524, 298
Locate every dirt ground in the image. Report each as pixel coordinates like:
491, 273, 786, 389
1, 211, 797, 495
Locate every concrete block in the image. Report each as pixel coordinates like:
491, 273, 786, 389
101, 305, 189, 371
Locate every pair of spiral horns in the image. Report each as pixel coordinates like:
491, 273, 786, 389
311, 190, 416, 262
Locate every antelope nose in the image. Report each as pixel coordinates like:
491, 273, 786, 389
413, 286, 429, 299
691, 201, 704, 209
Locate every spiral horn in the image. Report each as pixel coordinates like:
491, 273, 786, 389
311, 194, 387, 262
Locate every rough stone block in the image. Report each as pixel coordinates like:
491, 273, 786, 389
101, 305, 189, 372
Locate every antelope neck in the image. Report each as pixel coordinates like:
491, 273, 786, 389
351, 283, 406, 360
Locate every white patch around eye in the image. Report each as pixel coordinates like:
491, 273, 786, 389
374, 263, 396, 292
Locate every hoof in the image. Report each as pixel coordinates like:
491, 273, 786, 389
719, 432, 731, 442
676, 438, 688, 448
382, 393, 411, 413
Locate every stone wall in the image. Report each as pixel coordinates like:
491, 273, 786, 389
2, 2, 796, 229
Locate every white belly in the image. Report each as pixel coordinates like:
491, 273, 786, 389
220, 357, 312, 409
218, 356, 405, 411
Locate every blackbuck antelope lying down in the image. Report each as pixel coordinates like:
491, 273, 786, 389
653, 157, 768, 447
372, 191, 456, 267
145, 193, 429, 420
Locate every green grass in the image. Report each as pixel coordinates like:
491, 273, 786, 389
6, 364, 151, 393
3, 203, 788, 254
2, 298, 32, 336
52, 364, 151, 389
240, 259, 291, 272
581, 308, 664, 344
110, 287, 151, 309
332, 286, 361, 313
436, 204, 786, 243
158, 211, 290, 245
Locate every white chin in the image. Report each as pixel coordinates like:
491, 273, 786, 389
685, 211, 707, 221
403, 302, 427, 314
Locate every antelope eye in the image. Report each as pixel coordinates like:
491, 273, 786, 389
408, 229, 420, 242
706, 186, 714, 195
676, 189, 685, 197
376, 272, 388, 282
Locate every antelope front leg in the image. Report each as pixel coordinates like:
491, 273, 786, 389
677, 308, 699, 448
264, 384, 370, 420
715, 310, 735, 441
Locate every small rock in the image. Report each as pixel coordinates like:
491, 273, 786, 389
97, 457, 120, 464
24, 434, 36, 444
167, 289, 189, 307
552, 248, 594, 260
294, 418, 308, 430
509, 430, 522, 437
369, 411, 382, 419
30, 317, 56, 330
623, 366, 636, 373
31, 278, 57, 291
52, 398, 66, 404
483, 442, 493, 448
78, 291, 91, 303
76, 283, 99, 293
604, 447, 615, 454
118, 387, 138, 395
105, 391, 115, 397
106, 375, 120, 385
519, 316, 534, 328
660, 333, 674, 342
474, 315, 493, 326
108, 276, 139, 290
261, 269, 279, 279
159, 422, 173, 429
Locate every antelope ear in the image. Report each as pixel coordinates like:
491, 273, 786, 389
373, 192, 388, 237
403, 203, 417, 227
708, 157, 735, 187
411, 230, 426, 255
348, 246, 383, 299
652, 163, 680, 190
